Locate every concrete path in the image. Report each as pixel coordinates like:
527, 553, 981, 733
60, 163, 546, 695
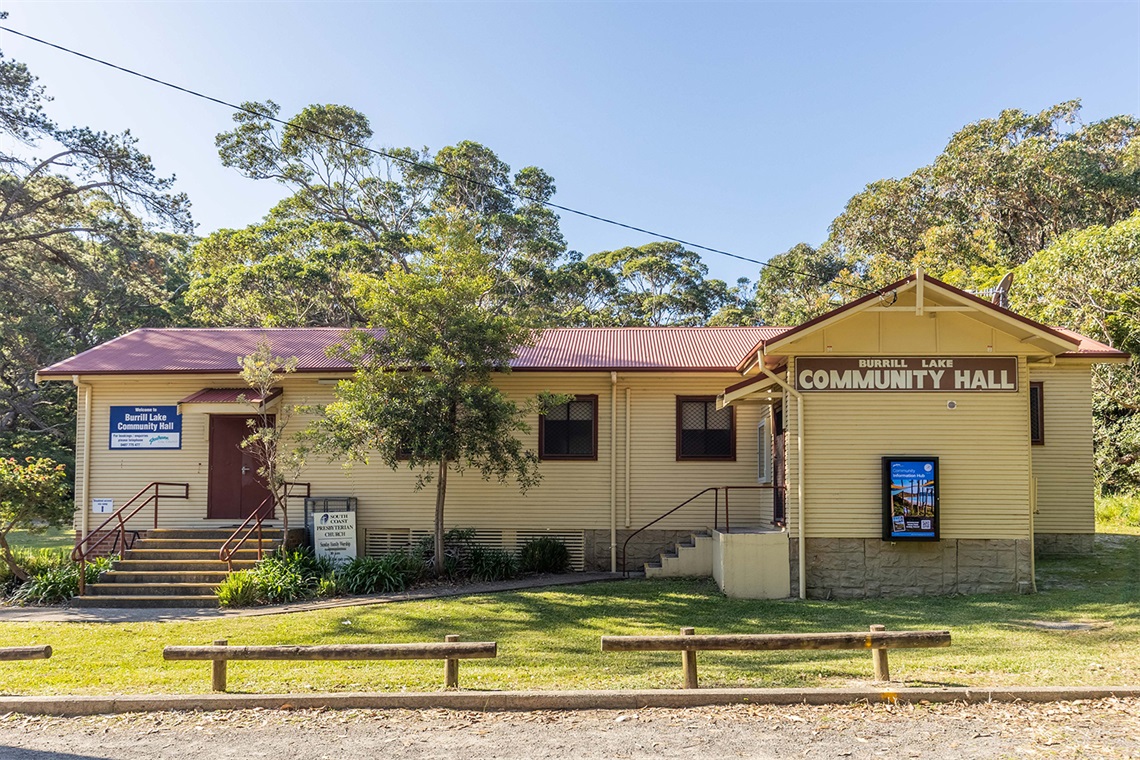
0, 571, 629, 623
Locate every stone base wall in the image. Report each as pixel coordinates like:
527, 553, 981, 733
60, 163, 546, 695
584, 529, 702, 572
1034, 533, 1095, 557
799, 538, 1033, 599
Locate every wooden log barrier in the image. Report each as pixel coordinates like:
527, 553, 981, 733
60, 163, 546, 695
0, 645, 52, 661
600, 627, 950, 688
163, 637, 496, 692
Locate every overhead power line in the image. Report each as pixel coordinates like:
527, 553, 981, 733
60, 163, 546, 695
0, 24, 879, 295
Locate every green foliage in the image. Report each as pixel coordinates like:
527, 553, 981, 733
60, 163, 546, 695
828, 101, 1140, 286
468, 545, 519, 582
1015, 213, 1140, 494
311, 219, 545, 575
0, 547, 69, 594
216, 547, 338, 607
0, 456, 72, 581
747, 243, 847, 326
1096, 495, 1140, 534
7, 554, 113, 605
518, 536, 571, 574
338, 553, 422, 594
0, 46, 191, 472
586, 242, 732, 326
215, 570, 261, 608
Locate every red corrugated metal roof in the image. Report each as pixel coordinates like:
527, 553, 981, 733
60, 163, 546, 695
36, 320, 1126, 379
1053, 327, 1131, 359
37, 326, 790, 376
178, 388, 283, 404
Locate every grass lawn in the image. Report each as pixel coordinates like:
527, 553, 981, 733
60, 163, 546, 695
1097, 494, 1140, 536
1, 533, 1138, 696
5, 526, 74, 552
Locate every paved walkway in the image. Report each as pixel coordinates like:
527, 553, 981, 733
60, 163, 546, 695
0, 571, 629, 623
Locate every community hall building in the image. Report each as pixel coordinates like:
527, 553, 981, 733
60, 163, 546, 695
38, 273, 1130, 603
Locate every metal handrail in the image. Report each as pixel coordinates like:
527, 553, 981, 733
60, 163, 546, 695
621, 487, 719, 576
721, 484, 777, 533
218, 481, 311, 572
71, 481, 190, 595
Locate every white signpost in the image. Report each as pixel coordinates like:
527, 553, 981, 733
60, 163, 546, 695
313, 511, 357, 565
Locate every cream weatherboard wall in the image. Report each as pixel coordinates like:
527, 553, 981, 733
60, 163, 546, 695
1028, 362, 1096, 535
775, 298, 1055, 542
72, 371, 773, 545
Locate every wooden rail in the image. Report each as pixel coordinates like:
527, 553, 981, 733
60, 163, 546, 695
0, 645, 52, 661
601, 626, 951, 688
163, 636, 497, 691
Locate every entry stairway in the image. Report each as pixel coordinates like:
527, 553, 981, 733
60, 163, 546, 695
71, 528, 281, 608
643, 531, 713, 578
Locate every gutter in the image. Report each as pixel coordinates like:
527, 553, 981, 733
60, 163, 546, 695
756, 351, 807, 600
71, 375, 93, 543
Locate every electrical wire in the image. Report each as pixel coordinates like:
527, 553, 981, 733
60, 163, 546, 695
0, 24, 880, 294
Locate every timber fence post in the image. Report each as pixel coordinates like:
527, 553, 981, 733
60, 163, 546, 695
680, 627, 698, 689
870, 625, 890, 682
444, 634, 460, 688
212, 639, 228, 692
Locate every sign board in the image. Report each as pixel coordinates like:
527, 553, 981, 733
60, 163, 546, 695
91, 498, 114, 514
796, 357, 1018, 393
882, 457, 940, 541
313, 511, 357, 565
109, 406, 182, 450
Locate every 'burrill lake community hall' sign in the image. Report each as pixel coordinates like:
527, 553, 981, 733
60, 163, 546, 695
795, 357, 1019, 393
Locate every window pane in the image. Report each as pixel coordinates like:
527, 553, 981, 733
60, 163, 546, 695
678, 398, 734, 458
1030, 385, 1043, 443
706, 404, 732, 430
567, 421, 594, 455
543, 399, 595, 457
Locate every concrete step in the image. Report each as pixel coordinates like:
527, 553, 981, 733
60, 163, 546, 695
134, 538, 282, 551
71, 595, 219, 609
113, 559, 256, 572
146, 528, 286, 540
87, 583, 220, 596
125, 548, 266, 561
101, 571, 230, 584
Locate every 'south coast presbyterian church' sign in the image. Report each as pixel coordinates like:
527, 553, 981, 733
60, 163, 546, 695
795, 357, 1019, 393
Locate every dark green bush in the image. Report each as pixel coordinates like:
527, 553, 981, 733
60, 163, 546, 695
216, 569, 261, 608
9, 555, 114, 605
468, 545, 518, 582
518, 537, 571, 574
1, 548, 72, 595
339, 552, 422, 594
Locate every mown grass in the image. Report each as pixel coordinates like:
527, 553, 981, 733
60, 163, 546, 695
1, 534, 1138, 695
5, 526, 73, 552
1097, 494, 1140, 535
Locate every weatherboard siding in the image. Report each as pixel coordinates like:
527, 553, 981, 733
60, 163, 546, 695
73, 372, 771, 537
1029, 363, 1096, 535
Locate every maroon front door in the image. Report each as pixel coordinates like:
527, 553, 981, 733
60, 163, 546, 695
207, 415, 275, 521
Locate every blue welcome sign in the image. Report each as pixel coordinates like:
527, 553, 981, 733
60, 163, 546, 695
882, 456, 939, 540
109, 406, 182, 450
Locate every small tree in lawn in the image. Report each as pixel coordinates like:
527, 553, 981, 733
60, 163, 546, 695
0, 457, 71, 581
313, 218, 546, 575
238, 342, 308, 536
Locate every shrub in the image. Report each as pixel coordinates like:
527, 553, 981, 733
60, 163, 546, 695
338, 552, 422, 594
216, 570, 261, 608
9, 555, 114, 605
518, 537, 571, 574
252, 548, 323, 604
468, 545, 518, 582
1, 548, 71, 595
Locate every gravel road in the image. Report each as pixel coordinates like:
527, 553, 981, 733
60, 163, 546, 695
1, 699, 1137, 759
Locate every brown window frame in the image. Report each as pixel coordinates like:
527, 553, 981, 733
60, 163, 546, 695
539, 394, 599, 461
676, 396, 737, 461
1030, 382, 1045, 446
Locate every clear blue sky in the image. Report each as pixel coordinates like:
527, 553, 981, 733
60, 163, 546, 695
1, 1, 1137, 283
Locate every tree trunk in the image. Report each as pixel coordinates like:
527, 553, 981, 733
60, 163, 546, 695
0, 529, 29, 582
433, 457, 449, 576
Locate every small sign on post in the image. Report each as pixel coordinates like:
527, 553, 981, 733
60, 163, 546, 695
313, 511, 357, 565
